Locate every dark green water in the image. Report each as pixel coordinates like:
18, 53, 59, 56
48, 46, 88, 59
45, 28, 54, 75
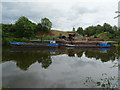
1, 47, 120, 88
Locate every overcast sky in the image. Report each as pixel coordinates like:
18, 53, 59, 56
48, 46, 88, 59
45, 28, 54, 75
1, 0, 119, 31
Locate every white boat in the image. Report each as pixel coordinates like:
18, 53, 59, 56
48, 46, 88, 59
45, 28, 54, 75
65, 44, 76, 47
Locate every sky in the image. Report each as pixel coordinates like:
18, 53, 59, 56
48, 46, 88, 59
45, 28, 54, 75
1, 0, 119, 31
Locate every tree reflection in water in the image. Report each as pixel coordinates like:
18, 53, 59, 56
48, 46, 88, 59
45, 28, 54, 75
67, 49, 75, 57
67, 48, 120, 62
2, 47, 120, 88
2, 47, 120, 70
2, 48, 52, 70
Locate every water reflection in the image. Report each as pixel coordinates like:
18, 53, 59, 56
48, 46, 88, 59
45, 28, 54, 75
2, 47, 119, 88
85, 49, 116, 62
3, 48, 52, 70
83, 73, 118, 88
2, 47, 120, 70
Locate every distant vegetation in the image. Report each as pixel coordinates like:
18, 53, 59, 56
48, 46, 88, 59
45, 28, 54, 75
3, 47, 120, 70
1, 16, 120, 45
2, 16, 52, 44
76, 23, 120, 43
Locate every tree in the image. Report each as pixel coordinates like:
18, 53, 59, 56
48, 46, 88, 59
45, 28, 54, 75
84, 26, 96, 36
2, 24, 13, 38
95, 25, 103, 34
36, 18, 52, 34
112, 26, 118, 31
36, 23, 42, 33
14, 16, 36, 38
103, 23, 113, 34
114, 30, 120, 43
41, 18, 52, 32
77, 27, 84, 35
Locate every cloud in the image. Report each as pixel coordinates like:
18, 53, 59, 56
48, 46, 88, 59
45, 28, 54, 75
2, 1, 118, 31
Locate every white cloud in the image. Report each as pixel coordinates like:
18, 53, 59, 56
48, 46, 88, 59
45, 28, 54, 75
2, 0, 119, 31
1, 0, 119, 3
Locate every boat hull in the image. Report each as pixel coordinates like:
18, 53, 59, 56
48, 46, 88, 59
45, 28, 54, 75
10, 43, 58, 48
10, 43, 113, 48
65, 45, 112, 48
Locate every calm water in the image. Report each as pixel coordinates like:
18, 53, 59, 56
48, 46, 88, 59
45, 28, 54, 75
1, 47, 120, 88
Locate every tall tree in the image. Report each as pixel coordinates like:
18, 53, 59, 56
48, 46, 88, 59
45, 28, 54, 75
95, 25, 103, 34
77, 27, 84, 35
84, 26, 96, 36
14, 16, 36, 38
112, 26, 118, 31
103, 23, 113, 34
36, 18, 52, 34
41, 18, 52, 32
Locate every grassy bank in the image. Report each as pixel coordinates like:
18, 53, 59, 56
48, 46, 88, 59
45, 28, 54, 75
114, 44, 120, 47
28, 41, 50, 43
3, 36, 57, 45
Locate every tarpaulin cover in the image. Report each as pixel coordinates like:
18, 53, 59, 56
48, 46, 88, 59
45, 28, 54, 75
48, 43, 58, 46
10, 42, 26, 45
99, 43, 111, 47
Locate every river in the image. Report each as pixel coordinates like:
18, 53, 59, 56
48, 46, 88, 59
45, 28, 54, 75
1, 47, 120, 88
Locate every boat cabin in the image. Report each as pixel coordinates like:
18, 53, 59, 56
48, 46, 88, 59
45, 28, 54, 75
50, 40, 56, 44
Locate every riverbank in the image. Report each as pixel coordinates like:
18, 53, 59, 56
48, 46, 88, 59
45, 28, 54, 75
6, 40, 118, 49
114, 44, 120, 47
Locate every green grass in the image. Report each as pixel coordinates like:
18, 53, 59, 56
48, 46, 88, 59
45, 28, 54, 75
2, 37, 29, 45
28, 41, 50, 43
97, 32, 110, 40
113, 44, 120, 47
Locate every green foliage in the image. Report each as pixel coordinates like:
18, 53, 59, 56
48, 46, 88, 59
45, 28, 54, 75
76, 23, 120, 43
96, 82, 101, 86
41, 18, 52, 32
84, 26, 96, 36
97, 32, 110, 40
109, 28, 120, 43
2, 37, 29, 45
95, 25, 103, 34
2, 15, 120, 44
113, 44, 120, 47
41, 18, 52, 30
112, 26, 118, 31
14, 16, 36, 38
36, 18, 52, 34
2, 16, 37, 44
2, 24, 15, 38
103, 23, 113, 33
36, 23, 42, 33
77, 27, 84, 35
29, 41, 50, 43
76, 23, 115, 37
2, 16, 54, 44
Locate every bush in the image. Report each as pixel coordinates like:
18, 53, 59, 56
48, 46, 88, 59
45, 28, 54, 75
97, 32, 110, 40
29, 41, 50, 43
